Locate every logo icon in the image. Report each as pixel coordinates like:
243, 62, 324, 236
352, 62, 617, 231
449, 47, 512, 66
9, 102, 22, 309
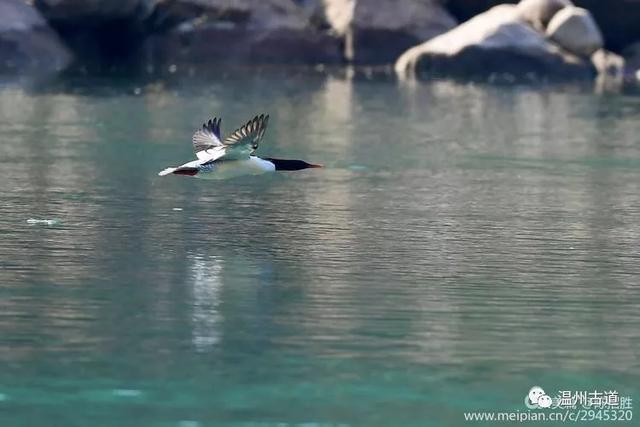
525, 386, 552, 409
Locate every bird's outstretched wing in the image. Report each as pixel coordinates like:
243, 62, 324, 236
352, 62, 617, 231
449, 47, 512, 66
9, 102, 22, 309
221, 114, 270, 159
192, 117, 223, 160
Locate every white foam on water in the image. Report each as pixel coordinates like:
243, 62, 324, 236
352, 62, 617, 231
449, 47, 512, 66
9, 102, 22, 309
26, 218, 60, 226
112, 389, 142, 397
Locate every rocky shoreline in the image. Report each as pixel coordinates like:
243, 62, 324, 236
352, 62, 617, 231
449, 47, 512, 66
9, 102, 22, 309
1, 0, 639, 83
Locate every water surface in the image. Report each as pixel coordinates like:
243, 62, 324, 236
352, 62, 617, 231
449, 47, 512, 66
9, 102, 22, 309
1, 73, 639, 426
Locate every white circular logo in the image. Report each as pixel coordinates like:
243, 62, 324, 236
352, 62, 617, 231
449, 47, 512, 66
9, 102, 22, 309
525, 386, 552, 409
538, 394, 553, 408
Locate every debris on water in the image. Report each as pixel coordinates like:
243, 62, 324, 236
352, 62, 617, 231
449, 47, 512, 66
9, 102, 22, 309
349, 164, 368, 171
172, 208, 183, 211
61, 193, 84, 201
112, 389, 142, 397
26, 218, 60, 226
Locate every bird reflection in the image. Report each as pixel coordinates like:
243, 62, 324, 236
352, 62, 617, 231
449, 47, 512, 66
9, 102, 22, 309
189, 254, 224, 352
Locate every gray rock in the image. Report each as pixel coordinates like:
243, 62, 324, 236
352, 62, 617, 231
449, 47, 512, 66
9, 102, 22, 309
34, 0, 142, 24
141, 26, 342, 67
592, 49, 625, 93
33, 0, 149, 72
144, 0, 313, 31
35, 0, 314, 32
323, 0, 457, 64
0, 0, 72, 74
395, 4, 594, 80
447, 1, 640, 53
546, 6, 602, 58
140, 0, 342, 67
323, 0, 354, 35
295, 0, 330, 28
516, 0, 571, 31
591, 49, 624, 77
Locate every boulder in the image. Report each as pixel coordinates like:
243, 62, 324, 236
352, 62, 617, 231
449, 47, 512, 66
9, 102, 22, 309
592, 49, 624, 93
0, 0, 72, 74
34, 0, 148, 71
144, 0, 310, 32
516, 0, 571, 31
139, 0, 343, 67
34, 0, 142, 24
447, 0, 640, 53
36, 0, 315, 37
395, 4, 594, 80
323, 0, 354, 35
294, 0, 331, 29
546, 6, 602, 57
141, 26, 343, 68
323, 0, 457, 64
591, 49, 624, 77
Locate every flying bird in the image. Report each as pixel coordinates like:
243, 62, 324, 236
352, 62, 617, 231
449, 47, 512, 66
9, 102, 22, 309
158, 114, 322, 179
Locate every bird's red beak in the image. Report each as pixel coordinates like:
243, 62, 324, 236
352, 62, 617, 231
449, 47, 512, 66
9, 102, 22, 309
308, 163, 323, 168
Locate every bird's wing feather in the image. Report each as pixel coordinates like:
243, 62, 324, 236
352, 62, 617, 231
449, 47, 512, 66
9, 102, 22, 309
196, 145, 227, 162
192, 117, 223, 154
220, 114, 269, 159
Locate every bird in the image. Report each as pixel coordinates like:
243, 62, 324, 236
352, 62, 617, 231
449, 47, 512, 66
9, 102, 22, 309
158, 114, 322, 179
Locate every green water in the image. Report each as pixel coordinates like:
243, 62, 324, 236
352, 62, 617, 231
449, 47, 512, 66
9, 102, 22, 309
1, 73, 639, 426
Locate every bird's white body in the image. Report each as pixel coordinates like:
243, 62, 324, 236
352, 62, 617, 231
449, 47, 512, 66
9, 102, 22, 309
159, 156, 275, 180
195, 156, 275, 180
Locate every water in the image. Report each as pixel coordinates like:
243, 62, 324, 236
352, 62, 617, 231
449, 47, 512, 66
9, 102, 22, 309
1, 72, 639, 426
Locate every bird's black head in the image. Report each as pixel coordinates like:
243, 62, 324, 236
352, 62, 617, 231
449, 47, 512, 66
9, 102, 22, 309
264, 158, 323, 171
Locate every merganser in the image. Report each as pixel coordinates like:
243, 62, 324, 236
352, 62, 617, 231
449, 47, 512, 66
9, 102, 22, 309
158, 114, 322, 179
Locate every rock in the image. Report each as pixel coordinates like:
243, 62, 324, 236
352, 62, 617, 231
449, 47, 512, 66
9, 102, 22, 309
546, 6, 602, 57
140, 0, 204, 33
592, 49, 624, 93
591, 48, 624, 77
447, 0, 640, 53
29, 0, 341, 70
395, 4, 594, 80
139, 1, 343, 67
323, 0, 354, 35
0, 0, 72, 74
141, 26, 343, 67
34, 0, 142, 24
34, 0, 148, 71
323, 0, 457, 64
294, 0, 331, 29
516, 0, 571, 31
144, 0, 315, 32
